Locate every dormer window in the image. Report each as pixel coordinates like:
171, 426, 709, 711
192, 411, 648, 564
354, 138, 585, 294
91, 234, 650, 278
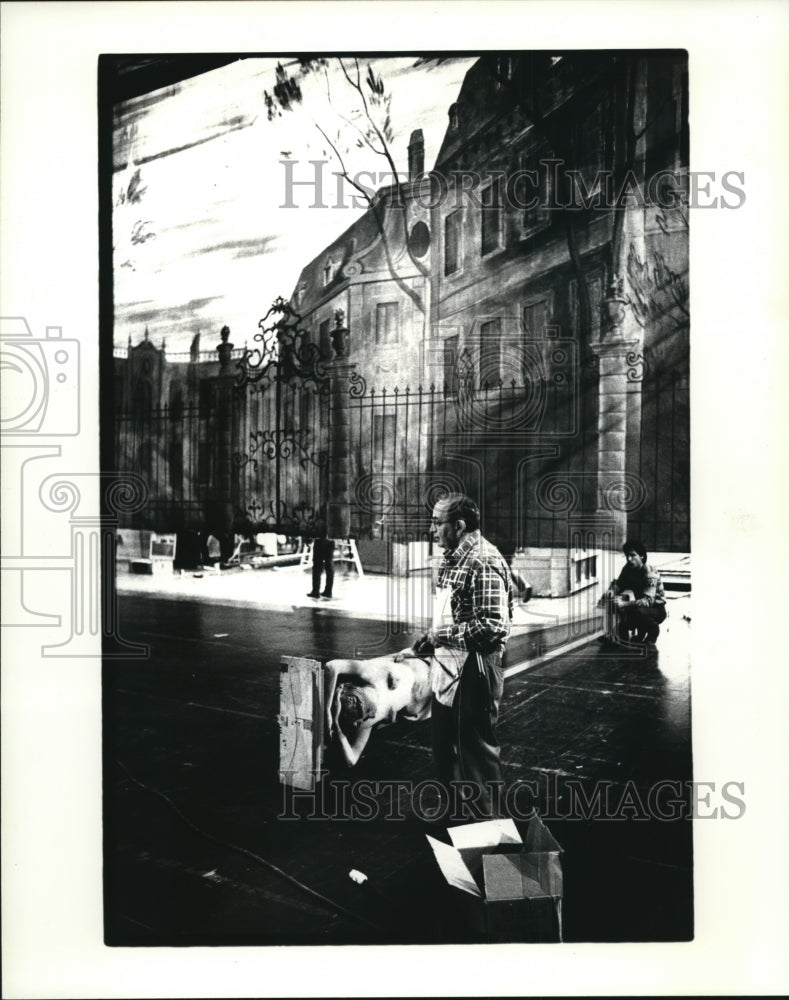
322, 260, 336, 287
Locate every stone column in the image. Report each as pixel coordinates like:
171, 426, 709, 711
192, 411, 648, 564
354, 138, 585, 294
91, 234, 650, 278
591, 275, 644, 547
324, 310, 356, 539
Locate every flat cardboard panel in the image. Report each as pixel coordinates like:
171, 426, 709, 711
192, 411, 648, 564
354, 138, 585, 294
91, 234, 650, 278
483, 852, 563, 901
482, 853, 525, 901
278, 656, 324, 791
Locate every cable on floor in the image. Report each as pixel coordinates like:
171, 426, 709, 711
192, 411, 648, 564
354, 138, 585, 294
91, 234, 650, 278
113, 758, 385, 933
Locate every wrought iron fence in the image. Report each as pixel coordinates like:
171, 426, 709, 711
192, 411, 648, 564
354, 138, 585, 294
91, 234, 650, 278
115, 400, 205, 531
113, 364, 688, 555
347, 367, 600, 559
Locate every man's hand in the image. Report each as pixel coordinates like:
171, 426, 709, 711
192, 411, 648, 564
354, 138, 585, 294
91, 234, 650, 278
412, 631, 436, 656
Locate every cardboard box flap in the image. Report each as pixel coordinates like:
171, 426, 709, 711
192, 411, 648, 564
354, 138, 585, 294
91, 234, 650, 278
521, 812, 563, 855
426, 835, 482, 898
447, 817, 522, 849
445, 818, 523, 886
483, 852, 564, 901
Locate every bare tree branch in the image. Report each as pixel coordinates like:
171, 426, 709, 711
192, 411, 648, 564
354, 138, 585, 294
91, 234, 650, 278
312, 121, 424, 313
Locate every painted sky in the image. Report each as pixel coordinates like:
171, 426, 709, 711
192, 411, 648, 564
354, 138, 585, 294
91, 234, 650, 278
112, 55, 476, 354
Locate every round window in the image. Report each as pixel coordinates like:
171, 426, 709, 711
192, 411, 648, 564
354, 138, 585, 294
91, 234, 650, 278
408, 221, 430, 258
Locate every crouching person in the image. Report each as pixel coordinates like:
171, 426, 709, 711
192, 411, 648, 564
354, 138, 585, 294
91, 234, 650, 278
604, 539, 667, 644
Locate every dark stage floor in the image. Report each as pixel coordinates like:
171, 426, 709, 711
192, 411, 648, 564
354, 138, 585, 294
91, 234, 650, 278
106, 594, 693, 946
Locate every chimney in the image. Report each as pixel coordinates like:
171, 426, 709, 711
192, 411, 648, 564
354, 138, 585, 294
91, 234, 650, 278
408, 129, 424, 180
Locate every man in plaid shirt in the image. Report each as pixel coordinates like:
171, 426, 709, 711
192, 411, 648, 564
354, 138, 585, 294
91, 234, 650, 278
414, 493, 514, 819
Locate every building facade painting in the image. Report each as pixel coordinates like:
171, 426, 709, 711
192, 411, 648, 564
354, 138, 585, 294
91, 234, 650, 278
113, 51, 689, 593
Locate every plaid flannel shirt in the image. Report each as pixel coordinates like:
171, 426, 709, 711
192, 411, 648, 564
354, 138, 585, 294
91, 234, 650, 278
435, 530, 514, 652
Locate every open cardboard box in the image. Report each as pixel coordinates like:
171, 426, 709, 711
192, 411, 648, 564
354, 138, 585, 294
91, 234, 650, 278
427, 814, 564, 942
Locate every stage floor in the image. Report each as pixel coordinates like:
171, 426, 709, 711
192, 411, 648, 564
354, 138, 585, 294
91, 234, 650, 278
106, 593, 693, 945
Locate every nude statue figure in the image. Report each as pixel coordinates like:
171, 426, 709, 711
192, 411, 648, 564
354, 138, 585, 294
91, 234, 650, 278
324, 650, 435, 767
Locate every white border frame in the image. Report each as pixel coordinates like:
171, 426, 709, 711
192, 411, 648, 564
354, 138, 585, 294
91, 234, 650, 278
2, 2, 789, 997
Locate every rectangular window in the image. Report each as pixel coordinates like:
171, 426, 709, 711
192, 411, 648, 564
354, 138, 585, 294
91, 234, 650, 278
481, 178, 502, 255
319, 318, 332, 359
523, 299, 549, 341
574, 103, 604, 200
444, 210, 461, 275
479, 318, 501, 389
443, 335, 459, 393
520, 149, 551, 238
375, 301, 399, 345
373, 413, 396, 471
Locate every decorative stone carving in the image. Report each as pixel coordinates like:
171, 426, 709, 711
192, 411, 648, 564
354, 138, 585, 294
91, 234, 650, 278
331, 310, 349, 359
217, 325, 234, 371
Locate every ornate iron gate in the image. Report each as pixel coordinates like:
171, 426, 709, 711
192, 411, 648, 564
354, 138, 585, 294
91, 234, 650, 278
231, 299, 330, 535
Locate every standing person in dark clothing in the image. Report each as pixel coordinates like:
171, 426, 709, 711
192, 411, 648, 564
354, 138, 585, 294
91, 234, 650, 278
307, 511, 335, 600
411, 493, 514, 819
605, 538, 667, 643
